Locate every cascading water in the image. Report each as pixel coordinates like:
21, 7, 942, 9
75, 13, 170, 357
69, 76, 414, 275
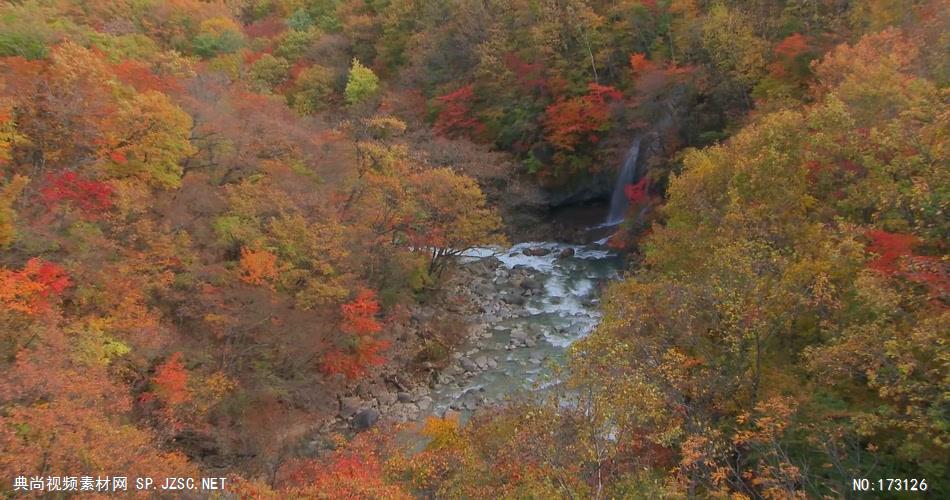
604, 137, 642, 225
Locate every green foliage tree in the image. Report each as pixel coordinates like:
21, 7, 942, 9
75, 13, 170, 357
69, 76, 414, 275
290, 64, 335, 114
249, 54, 291, 92
344, 58, 380, 105
192, 17, 245, 58
274, 28, 318, 60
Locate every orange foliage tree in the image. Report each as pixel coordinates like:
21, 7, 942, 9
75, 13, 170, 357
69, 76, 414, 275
151, 352, 191, 406
543, 83, 622, 153
0, 258, 71, 316
238, 246, 279, 287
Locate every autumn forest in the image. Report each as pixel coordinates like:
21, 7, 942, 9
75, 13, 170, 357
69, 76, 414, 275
0, 0, 947, 498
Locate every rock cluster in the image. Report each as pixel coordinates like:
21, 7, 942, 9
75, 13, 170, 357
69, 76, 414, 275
336, 382, 435, 428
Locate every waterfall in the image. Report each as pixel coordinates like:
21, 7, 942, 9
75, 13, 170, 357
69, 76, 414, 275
605, 137, 641, 225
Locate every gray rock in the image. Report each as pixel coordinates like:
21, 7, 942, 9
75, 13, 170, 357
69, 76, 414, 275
339, 397, 361, 419
413, 386, 430, 397
523, 247, 551, 256
460, 357, 478, 372
510, 329, 529, 341
558, 247, 576, 258
397, 391, 413, 403
411, 307, 435, 323
377, 391, 398, 406
474, 356, 489, 369
417, 396, 432, 411
464, 261, 492, 277
520, 278, 543, 291
353, 408, 380, 430
502, 294, 526, 306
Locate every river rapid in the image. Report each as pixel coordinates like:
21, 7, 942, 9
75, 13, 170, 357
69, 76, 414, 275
425, 241, 623, 419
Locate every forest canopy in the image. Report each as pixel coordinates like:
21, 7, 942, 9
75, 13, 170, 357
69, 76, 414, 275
0, 0, 946, 498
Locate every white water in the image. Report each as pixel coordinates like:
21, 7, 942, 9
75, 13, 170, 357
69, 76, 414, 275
430, 242, 622, 416
605, 138, 642, 225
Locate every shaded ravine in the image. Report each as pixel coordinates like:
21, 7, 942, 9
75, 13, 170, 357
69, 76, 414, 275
423, 241, 623, 419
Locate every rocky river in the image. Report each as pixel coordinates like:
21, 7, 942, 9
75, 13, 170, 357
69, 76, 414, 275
330, 240, 623, 432
426, 242, 623, 418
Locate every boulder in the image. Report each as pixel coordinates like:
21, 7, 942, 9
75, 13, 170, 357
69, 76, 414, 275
558, 247, 575, 258
523, 247, 551, 256
502, 294, 526, 306
339, 397, 361, 419
459, 357, 478, 372
510, 329, 529, 342
520, 278, 543, 291
397, 391, 413, 403
353, 408, 380, 430
416, 396, 432, 411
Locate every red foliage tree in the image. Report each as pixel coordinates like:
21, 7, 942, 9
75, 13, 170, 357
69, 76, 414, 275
624, 177, 650, 205
39, 171, 113, 219
433, 85, 486, 139
866, 230, 948, 297
503, 52, 546, 91
280, 431, 410, 498
322, 289, 390, 379
340, 288, 384, 335
865, 230, 918, 275
774, 33, 809, 59
243, 17, 286, 39
111, 60, 181, 94
769, 33, 811, 78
